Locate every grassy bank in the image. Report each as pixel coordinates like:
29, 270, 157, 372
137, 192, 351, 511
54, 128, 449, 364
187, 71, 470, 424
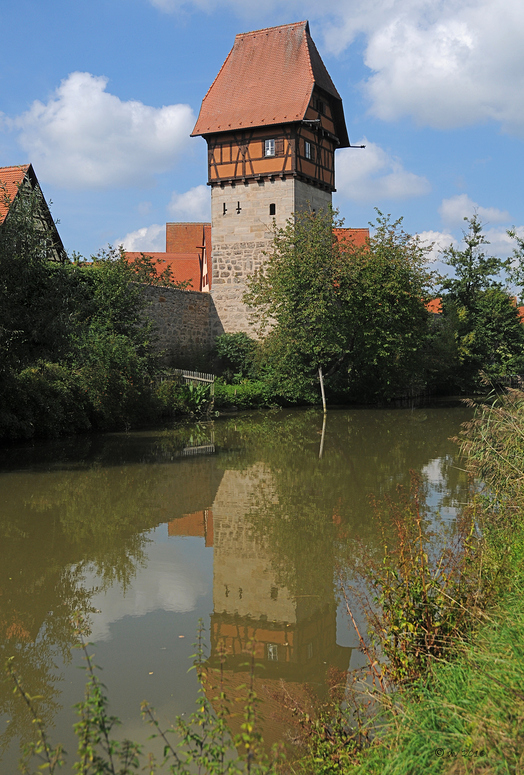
293, 388, 524, 774
349, 583, 524, 774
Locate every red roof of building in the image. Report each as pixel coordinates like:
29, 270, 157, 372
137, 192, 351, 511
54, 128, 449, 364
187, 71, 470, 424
426, 298, 443, 314
334, 227, 370, 249
192, 21, 349, 146
0, 164, 30, 223
125, 252, 203, 291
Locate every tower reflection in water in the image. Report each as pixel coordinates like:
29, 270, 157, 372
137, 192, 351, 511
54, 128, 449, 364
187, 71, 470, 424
169, 464, 352, 749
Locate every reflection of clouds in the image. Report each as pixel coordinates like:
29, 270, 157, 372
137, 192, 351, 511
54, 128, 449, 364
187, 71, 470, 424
85, 542, 208, 641
422, 456, 459, 525
422, 458, 444, 486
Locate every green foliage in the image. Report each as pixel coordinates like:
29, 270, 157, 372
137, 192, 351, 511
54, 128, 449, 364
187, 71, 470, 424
0, 186, 73, 373
442, 215, 510, 307
155, 376, 188, 416
0, 233, 168, 437
215, 333, 258, 382
438, 217, 524, 389
336, 390, 524, 775
75, 327, 155, 428
342, 584, 524, 775
181, 381, 213, 415
359, 475, 479, 685
14, 361, 90, 438
214, 380, 273, 410
244, 208, 434, 404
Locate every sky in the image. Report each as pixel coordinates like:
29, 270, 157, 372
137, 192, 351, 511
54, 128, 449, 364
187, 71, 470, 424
2, 0, 524, 271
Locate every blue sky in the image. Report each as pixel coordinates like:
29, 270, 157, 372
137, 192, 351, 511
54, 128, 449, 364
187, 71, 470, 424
2, 0, 523, 268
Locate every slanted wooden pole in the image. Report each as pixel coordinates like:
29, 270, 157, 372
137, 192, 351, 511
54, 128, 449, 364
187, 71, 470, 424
319, 412, 326, 459
318, 365, 327, 414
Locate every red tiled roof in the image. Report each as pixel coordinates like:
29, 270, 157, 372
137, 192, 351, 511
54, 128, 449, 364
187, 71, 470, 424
125, 252, 202, 291
0, 164, 30, 224
192, 21, 349, 146
334, 227, 370, 248
426, 298, 443, 314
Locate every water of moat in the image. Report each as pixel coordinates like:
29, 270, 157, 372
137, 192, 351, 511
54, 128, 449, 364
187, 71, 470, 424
0, 404, 472, 769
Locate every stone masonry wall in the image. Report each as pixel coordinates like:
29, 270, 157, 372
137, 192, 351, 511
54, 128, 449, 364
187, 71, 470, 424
140, 284, 223, 362
211, 177, 331, 334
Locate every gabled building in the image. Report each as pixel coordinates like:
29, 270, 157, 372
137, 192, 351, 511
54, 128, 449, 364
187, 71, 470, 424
191, 20, 351, 332
0, 164, 66, 263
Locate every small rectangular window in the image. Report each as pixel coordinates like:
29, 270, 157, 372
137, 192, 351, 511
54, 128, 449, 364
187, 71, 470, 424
267, 644, 278, 661
222, 202, 227, 215
305, 141, 314, 160
264, 139, 275, 157
269, 203, 276, 216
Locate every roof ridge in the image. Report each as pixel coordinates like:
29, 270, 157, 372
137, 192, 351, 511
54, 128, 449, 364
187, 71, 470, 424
234, 20, 308, 39
0, 163, 30, 174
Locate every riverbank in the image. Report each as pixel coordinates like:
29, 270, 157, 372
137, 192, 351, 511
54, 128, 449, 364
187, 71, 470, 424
296, 388, 524, 774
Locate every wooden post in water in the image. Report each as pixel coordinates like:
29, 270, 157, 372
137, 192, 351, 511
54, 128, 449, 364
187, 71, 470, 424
319, 412, 326, 459
318, 366, 327, 414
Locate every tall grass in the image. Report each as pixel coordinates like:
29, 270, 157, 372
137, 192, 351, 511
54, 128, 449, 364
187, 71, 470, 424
330, 388, 524, 774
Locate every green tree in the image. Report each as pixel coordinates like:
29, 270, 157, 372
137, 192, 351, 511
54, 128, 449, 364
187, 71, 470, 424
0, 185, 73, 373
244, 208, 433, 403
439, 216, 524, 388
442, 215, 510, 307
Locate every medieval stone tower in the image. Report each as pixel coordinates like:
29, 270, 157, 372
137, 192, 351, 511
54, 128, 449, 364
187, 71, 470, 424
191, 21, 350, 333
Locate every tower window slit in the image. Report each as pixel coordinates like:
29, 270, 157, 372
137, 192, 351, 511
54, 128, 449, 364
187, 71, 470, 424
269, 203, 276, 216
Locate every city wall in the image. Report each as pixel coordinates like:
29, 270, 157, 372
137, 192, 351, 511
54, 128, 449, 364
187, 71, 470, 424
140, 285, 224, 363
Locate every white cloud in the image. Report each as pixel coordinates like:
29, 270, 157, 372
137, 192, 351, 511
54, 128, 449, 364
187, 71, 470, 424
119, 224, 165, 251
168, 184, 210, 220
417, 222, 524, 263
484, 226, 523, 259
336, 139, 430, 202
416, 229, 456, 262
321, 0, 524, 135
12, 72, 195, 189
439, 194, 510, 228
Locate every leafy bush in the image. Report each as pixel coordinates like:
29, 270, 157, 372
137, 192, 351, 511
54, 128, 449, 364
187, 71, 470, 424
75, 327, 156, 428
214, 379, 274, 410
215, 332, 258, 382
0, 362, 90, 439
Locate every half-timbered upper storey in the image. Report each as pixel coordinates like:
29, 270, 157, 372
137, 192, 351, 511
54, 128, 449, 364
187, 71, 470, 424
191, 21, 349, 193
